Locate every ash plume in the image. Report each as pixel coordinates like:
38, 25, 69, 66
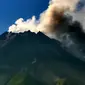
8, 0, 82, 41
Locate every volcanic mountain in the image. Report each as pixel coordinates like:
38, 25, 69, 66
0, 31, 85, 85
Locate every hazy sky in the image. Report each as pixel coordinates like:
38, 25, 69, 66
0, 0, 49, 34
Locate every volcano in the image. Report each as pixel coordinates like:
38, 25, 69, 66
0, 31, 85, 85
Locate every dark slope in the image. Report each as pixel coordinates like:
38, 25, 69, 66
0, 31, 85, 85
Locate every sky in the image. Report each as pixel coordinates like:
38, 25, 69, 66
0, 0, 49, 34
0, 0, 85, 34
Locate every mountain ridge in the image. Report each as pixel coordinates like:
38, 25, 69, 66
0, 31, 85, 85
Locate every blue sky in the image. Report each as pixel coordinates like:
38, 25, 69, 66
0, 0, 49, 34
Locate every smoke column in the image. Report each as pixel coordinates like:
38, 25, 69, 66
8, 0, 81, 40
8, 0, 85, 61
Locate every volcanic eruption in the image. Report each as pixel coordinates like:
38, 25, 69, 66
8, 0, 82, 39
7, 0, 85, 60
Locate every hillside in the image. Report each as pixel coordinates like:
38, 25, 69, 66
0, 31, 85, 85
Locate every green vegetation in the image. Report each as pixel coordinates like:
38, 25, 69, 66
55, 77, 66, 85
7, 70, 46, 85
7, 71, 27, 85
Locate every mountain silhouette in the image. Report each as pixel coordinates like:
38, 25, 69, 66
0, 31, 85, 85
